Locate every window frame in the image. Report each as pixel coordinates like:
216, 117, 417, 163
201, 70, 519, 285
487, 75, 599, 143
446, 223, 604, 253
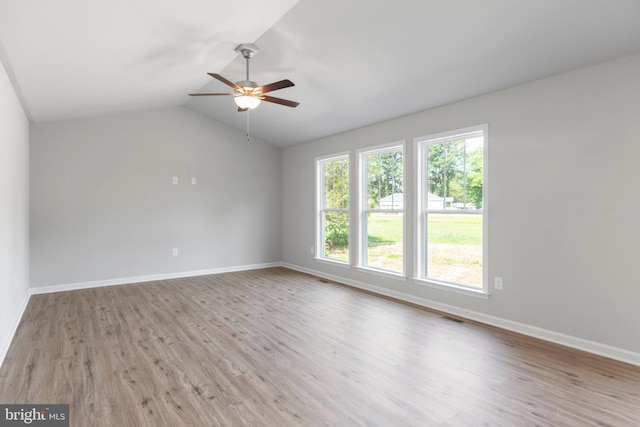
315, 152, 351, 265
356, 141, 406, 277
414, 125, 489, 297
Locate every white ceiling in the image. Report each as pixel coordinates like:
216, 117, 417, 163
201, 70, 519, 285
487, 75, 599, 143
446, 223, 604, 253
2, 0, 640, 147
0, 0, 299, 120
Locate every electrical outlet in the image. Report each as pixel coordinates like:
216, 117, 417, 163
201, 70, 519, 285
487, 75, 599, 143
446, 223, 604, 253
494, 277, 503, 290
172, 248, 178, 256
172, 176, 179, 185
191, 177, 196, 185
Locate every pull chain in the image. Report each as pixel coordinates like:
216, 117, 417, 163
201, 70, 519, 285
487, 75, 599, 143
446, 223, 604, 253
246, 110, 251, 142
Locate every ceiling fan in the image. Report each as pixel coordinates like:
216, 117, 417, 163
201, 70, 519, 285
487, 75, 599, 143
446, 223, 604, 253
189, 44, 299, 112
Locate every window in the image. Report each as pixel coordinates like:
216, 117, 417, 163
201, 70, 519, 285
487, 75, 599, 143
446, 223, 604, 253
316, 154, 349, 262
359, 143, 404, 274
416, 125, 487, 291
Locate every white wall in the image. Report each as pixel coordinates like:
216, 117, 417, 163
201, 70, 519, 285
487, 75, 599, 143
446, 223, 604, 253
30, 107, 281, 288
0, 60, 29, 364
281, 53, 640, 358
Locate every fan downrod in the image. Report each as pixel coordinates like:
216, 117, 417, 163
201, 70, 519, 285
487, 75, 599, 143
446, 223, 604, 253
235, 44, 259, 83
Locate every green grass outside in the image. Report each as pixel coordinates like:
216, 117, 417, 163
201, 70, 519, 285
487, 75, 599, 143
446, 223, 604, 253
425, 214, 482, 245
367, 214, 403, 243
325, 213, 482, 285
324, 213, 482, 280
367, 213, 481, 245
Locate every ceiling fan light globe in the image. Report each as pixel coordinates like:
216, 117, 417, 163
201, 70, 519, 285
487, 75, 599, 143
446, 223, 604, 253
234, 95, 261, 110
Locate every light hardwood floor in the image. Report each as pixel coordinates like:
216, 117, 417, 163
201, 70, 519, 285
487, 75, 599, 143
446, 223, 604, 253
1, 267, 639, 426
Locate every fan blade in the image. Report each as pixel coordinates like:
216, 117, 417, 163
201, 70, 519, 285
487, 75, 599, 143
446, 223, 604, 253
260, 95, 300, 108
207, 73, 241, 90
257, 79, 295, 94
237, 107, 249, 112
189, 93, 234, 96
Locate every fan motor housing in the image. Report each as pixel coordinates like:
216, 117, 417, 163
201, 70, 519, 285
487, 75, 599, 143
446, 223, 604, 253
236, 80, 258, 89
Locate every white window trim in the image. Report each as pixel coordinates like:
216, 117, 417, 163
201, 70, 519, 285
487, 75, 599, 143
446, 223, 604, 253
356, 140, 407, 277
315, 152, 350, 265
413, 124, 489, 295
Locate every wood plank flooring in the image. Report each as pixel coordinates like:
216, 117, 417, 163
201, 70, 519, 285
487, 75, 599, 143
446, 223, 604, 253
0, 267, 639, 426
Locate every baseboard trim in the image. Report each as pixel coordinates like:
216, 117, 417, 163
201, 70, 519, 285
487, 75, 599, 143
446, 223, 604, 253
0, 291, 31, 371
29, 262, 282, 295
282, 263, 640, 367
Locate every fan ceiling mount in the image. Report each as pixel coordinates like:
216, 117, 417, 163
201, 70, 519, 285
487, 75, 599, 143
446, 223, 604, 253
189, 43, 299, 112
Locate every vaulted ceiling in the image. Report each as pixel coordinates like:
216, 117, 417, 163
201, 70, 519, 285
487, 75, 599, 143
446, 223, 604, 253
2, 0, 640, 147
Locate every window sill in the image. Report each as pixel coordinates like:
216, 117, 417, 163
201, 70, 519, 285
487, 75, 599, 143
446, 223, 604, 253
314, 257, 351, 268
355, 266, 407, 281
413, 278, 489, 299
